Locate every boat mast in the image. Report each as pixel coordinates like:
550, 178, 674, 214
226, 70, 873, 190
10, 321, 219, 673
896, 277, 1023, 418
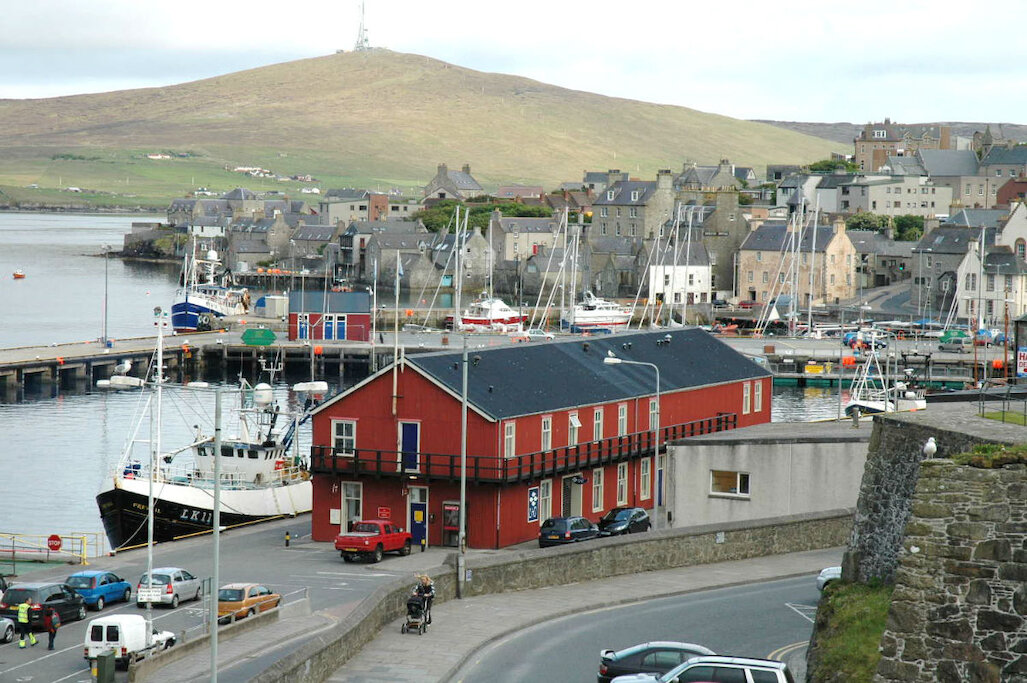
145, 306, 167, 647
566, 209, 575, 328
681, 206, 694, 326
806, 201, 820, 335
666, 203, 681, 327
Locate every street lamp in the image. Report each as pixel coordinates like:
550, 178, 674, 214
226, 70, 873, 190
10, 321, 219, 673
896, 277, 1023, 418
457, 335, 469, 598
603, 352, 660, 529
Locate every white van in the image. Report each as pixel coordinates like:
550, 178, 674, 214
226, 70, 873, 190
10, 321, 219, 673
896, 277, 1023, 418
83, 614, 175, 668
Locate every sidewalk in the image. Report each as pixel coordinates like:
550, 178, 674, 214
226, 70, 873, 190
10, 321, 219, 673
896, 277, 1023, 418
328, 546, 845, 683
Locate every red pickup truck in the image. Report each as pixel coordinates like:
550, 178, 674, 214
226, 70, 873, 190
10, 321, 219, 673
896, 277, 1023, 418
334, 520, 412, 563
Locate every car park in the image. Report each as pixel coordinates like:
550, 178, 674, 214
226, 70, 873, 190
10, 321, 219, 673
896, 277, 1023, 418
538, 516, 599, 547
0, 582, 87, 627
598, 641, 716, 683
817, 566, 842, 592
66, 570, 132, 611
611, 654, 795, 682
217, 583, 281, 623
597, 507, 651, 536
136, 567, 202, 608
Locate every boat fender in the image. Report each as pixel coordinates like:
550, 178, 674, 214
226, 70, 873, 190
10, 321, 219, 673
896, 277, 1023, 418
274, 460, 285, 471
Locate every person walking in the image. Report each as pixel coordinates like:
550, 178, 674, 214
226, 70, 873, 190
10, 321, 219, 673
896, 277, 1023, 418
415, 574, 435, 625
43, 606, 60, 650
16, 596, 37, 648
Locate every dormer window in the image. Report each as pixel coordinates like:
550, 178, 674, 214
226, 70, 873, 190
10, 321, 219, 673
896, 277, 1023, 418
873, 129, 887, 139
607, 190, 615, 200
631, 190, 640, 201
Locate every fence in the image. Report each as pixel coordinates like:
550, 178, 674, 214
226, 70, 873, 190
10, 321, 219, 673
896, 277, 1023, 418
0, 531, 105, 575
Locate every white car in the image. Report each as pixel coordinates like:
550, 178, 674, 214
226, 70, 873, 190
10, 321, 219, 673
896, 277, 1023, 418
817, 566, 842, 591
510, 329, 555, 343
0, 616, 13, 644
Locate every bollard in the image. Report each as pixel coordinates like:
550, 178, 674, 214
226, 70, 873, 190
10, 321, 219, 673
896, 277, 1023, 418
285, 531, 291, 547
421, 537, 426, 552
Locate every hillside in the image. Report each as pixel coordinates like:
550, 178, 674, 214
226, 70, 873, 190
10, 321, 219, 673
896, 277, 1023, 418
0, 50, 843, 209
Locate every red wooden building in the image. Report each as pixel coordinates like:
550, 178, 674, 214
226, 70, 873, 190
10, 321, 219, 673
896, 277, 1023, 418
287, 291, 371, 342
308, 328, 772, 549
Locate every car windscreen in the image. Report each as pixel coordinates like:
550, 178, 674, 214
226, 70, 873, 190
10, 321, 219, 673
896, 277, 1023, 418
139, 574, 171, 586
602, 509, 633, 522
352, 523, 378, 533
540, 518, 568, 531
218, 589, 244, 601
2, 588, 35, 604
66, 576, 94, 589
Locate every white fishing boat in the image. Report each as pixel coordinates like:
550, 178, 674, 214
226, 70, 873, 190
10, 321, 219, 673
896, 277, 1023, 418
171, 237, 250, 332
561, 291, 632, 330
845, 341, 926, 416
97, 309, 326, 550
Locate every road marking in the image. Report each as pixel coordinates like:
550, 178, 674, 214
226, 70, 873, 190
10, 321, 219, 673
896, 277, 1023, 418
767, 640, 808, 661
785, 602, 819, 624
315, 571, 396, 577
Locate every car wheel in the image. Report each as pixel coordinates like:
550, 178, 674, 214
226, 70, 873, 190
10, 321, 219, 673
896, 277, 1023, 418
194, 588, 201, 602
170, 594, 179, 609
2, 623, 12, 643
400, 540, 412, 556
77, 605, 87, 621
372, 545, 383, 563
123, 588, 132, 603
342, 554, 354, 563
95, 597, 105, 611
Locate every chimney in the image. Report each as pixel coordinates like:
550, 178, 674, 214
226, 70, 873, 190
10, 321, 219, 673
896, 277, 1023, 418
833, 217, 846, 235
657, 169, 673, 190
923, 217, 940, 235
438, 163, 448, 176
462, 164, 471, 175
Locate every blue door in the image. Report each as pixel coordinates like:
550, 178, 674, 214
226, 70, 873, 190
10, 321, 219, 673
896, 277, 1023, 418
322, 314, 335, 340
335, 315, 346, 340
298, 314, 310, 340
400, 422, 419, 472
409, 487, 427, 549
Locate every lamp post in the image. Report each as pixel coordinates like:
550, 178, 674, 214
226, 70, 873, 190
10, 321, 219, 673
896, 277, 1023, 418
603, 353, 660, 529
457, 335, 468, 598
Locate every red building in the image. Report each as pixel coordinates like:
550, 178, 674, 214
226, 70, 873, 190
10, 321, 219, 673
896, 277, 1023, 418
287, 291, 371, 342
308, 329, 772, 549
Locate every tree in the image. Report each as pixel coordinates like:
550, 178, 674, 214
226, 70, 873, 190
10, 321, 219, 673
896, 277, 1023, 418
413, 200, 553, 232
892, 215, 924, 242
808, 159, 858, 173
845, 213, 890, 232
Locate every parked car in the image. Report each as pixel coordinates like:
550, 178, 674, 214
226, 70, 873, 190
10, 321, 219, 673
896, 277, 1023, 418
711, 299, 730, 309
510, 328, 555, 342
939, 336, 972, 353
611, 654, 794, 682
737, 300, 759, 309
334, 520, 412, 563
0, 616, 13, 643
598, 641, 716, 683
597, 507, 651, 536
538, 516, 599, 547
217, 583, 281, 623
817, 566, 842, 592
0, 582, 87, 627
84, 614, 175, 669
66, 570, 132, 611
136, 567, 202, 608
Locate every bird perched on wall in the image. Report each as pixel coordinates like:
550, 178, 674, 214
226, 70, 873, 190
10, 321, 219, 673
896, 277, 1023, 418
113, 359, 132, 375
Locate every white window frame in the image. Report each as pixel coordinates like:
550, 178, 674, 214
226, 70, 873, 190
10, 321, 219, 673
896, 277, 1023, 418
617, 403, 628, 436
593, 408, 604, 442
541, 415, 552, 452
710, 470, 751, 498
568, 412, 580, 446
648, 398, 658, 431
616, 462, 628, 506
754, 381, 763, 413
743, 382, 751, 415
592, 468, 604, 512
504, 422, 516, 458
539, 479, 552, 523
640, 457, 652, 500
332, 419, 357, 456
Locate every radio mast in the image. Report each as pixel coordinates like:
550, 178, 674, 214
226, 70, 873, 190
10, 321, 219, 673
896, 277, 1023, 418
354, 1, 370, 51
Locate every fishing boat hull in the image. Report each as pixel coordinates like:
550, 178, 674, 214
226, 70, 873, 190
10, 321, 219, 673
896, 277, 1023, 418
170, 300, 223, 332
97, 476, 312, 550
560, 310, 632, 329
845, 396, 927, 416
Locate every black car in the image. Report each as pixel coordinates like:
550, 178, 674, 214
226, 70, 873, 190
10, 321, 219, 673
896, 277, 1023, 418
597, 640, 716, 682
0, 582, 87, 627
597, 507, 651, 536
538, 516, 599, 547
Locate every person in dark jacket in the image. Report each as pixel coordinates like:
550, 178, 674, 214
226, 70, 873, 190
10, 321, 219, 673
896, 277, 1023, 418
43, 606, 60, 650
414, 574, 435, 624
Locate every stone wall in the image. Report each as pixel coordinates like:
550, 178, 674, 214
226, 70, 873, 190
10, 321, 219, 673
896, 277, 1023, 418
874, 460, 1027, 682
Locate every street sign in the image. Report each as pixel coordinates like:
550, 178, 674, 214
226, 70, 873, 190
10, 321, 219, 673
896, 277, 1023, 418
241, 328, 276, 346
136, 587, 163, 603
47, 534, 62, 551
377, 506, 391, 519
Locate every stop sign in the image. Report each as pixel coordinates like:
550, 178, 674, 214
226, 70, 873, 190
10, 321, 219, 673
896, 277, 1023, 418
47, 534, 62, 551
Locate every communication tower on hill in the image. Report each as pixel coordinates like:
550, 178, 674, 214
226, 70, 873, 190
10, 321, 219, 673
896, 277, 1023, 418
354, 1, 370, 51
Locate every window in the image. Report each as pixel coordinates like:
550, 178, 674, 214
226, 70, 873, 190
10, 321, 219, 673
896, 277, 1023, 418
607, 190, 614, 200
631, 190, 640, 201
987, 274, 995, 292
710, 470, 751, 497
1005, 274, 1013, 291
539, 479, 552, 522
648, 398, 658, 432
756, 251, 762, 262
873, 129, 886, 139
541, 416, 552, 451
568, 413, 580, 446
1018, 239, 1026, 260
617, 403, 628, 436
762, 272, 768, 283
742, 382, 751, 414
332, 420, 356, 455
629, 207, 638, 218
600, 207, 608, 217
504, 422, 516, 457
747, 270, 754, 283
640, 457, 652, 500
616, 462, 628, 505
593, 409, 603, 442
342, 482, 362, 528
592, 468, 604, 512
754, 381, 763, 412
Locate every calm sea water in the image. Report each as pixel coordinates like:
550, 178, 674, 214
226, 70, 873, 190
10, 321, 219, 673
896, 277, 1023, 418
0, 213, 846, 540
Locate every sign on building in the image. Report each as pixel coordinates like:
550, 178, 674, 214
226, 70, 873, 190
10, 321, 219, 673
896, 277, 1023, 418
527, 486, 539, 523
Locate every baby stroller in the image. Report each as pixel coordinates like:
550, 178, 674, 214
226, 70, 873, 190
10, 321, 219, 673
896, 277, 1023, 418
401, 593, 428, 635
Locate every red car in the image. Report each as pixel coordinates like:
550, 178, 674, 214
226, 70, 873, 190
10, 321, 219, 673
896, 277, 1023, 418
737, 300, 760, 309
334, 520, 412, 563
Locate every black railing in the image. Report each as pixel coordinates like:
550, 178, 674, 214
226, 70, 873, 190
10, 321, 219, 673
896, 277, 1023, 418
309, 412, 738, 483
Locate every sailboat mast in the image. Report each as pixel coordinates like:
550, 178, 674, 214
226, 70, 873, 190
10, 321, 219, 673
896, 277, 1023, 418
146, 306, 166, 644
566, 210, 575, 327
667, 203, 681, 327
682, 206, 693, 326
806, 203, 819, 335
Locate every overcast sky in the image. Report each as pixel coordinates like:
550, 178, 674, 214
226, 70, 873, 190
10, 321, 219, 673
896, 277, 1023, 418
2, 0, 1023, 124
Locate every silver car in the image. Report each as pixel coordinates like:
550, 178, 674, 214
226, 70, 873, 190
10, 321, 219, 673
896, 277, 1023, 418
136, 567, 202, 608
0, 616, 13, 644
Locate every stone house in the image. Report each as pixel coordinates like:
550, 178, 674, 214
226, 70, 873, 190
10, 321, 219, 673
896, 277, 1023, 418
853, 119, 953, 173
845, 230, 915, 288
674, 159, 744, 191
775, 174, 822, 212
339, 219, 427, 281
487, 211, 567, 263
842, 175, 952, 218
646, 237, 713, 309
318, 189, 388, 225
590, 170, 676, 242
581, 169, 628, 196
423, 163, 485, 201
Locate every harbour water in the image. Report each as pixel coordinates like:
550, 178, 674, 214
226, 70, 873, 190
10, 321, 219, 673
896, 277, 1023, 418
0, 213, 852, 540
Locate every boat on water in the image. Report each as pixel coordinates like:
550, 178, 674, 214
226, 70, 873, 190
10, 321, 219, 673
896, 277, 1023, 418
170, 239, 250, 332
845, 342, 927, 416
12, 270, 25, 279
561, 291, 632, 330
445, 291, 527, 332
96, 312, 326, 550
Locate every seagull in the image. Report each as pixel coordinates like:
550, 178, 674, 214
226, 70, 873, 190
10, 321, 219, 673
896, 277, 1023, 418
114, 359, 132, 375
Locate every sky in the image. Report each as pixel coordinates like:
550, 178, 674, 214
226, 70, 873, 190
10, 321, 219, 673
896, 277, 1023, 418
2, 0, 1024, 124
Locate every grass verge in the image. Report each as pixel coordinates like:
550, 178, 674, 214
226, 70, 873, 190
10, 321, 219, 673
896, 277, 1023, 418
812, 582, 892, 681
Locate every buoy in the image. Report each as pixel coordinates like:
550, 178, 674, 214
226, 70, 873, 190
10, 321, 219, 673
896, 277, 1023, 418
274, 460, 284, 471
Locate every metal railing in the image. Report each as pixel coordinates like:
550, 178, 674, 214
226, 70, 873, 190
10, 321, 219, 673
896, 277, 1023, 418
977, 379, 1027, 422
310, 413, 738, 483
0, 531, 105, 574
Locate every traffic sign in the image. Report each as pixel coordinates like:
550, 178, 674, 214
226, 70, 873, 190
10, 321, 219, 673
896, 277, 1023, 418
47, 534, 62, 551
241, 328, 276, 346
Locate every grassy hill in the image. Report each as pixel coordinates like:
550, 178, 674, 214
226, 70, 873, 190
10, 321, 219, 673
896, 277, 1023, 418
0, 50, 844, 209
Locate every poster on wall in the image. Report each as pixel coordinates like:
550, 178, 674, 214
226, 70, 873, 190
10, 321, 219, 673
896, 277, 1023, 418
527, 486, 539, 523
1018, 347, 1027, 377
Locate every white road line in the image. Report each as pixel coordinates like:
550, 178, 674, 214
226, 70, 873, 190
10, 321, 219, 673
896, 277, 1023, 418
314, 571, 396, 577
785, 602, 819, 623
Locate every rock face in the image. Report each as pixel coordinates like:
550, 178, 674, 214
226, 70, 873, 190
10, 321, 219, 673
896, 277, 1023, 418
873, 460, 1027, 682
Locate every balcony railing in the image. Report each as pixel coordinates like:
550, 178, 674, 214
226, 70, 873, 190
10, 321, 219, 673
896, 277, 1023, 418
309, 412, 737, 483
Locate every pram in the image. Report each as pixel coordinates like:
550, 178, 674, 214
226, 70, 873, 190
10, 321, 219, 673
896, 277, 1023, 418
401, 593, 428, 635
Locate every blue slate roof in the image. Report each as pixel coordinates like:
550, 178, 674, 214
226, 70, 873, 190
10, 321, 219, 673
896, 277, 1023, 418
918, 149, 980, 177
981, 145, 1027, 166
739, 222, 837, 253
288, 291, 370, 313
400, 328, 770, 420
946, 208, 1007, 229
594, 180, 657, 206
916, 226, 995, 254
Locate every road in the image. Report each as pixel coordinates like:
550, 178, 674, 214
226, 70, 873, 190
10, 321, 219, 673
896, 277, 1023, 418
0, 516, 411, 683
450, 575, 820, 682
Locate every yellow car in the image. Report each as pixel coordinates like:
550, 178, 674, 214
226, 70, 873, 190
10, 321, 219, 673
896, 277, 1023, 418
217, 583, 280, 623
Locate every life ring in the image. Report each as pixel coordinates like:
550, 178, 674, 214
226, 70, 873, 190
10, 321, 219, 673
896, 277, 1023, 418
274, 460, 284, 471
